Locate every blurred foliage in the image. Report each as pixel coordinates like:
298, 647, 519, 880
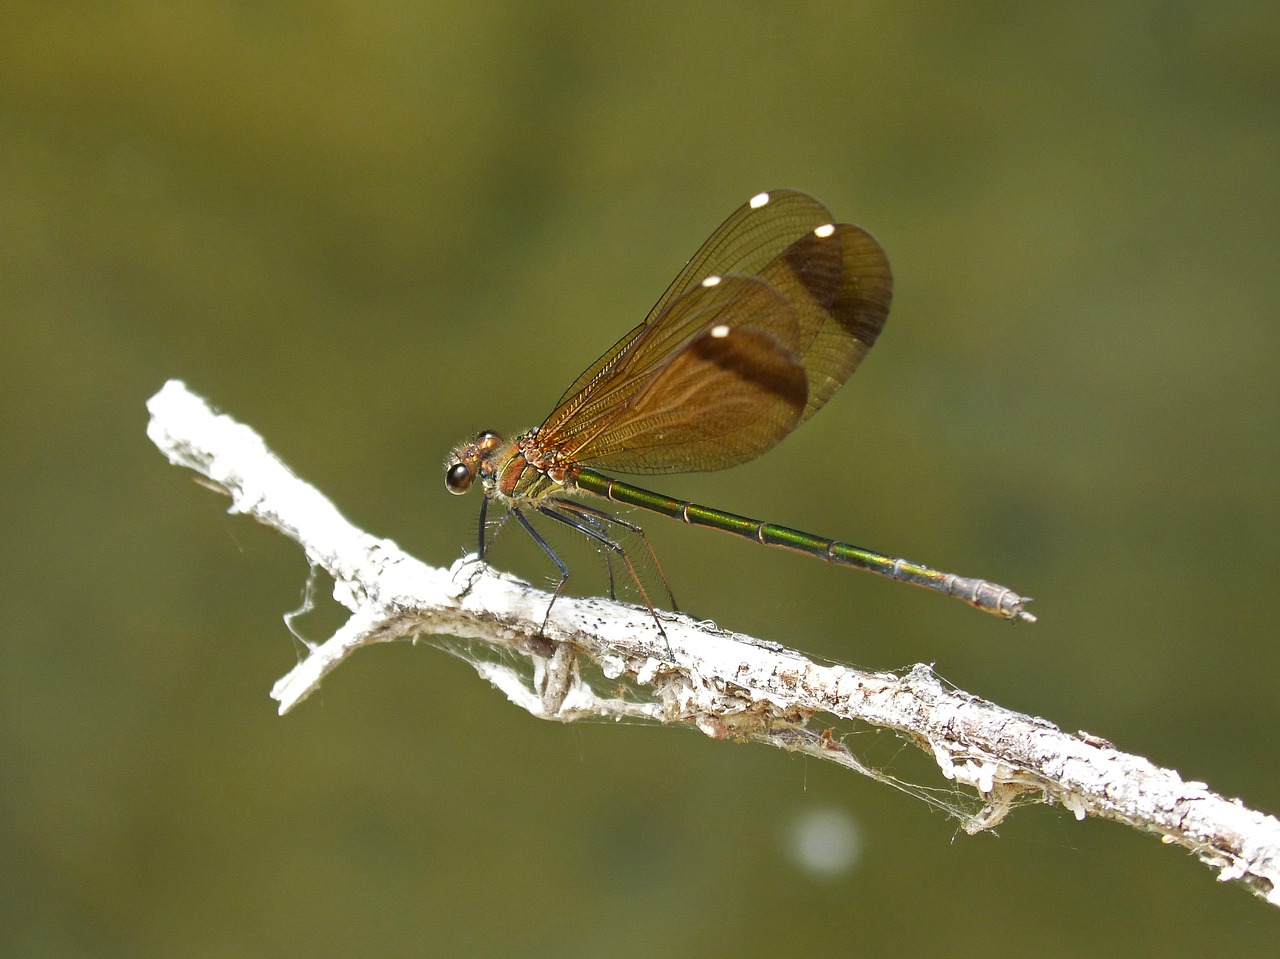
2, 1, 1278, 955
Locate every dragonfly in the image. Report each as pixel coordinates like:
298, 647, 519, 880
446, 189, 1035, 631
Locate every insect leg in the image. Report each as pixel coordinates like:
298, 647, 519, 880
538, 503, 669, 643
549, 505, 619, 599
478, 496, 517, 561
555, 500, 679, 612
510, 507, 572, 636
476, 496, 490, 558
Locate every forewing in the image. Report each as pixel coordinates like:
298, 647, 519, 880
539, 190, 893, 474
549, 189, 832, 414
559, 276, 809, 472
644, 189, 842, 332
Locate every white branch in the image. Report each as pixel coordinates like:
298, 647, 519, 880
146, 379, 1280, 907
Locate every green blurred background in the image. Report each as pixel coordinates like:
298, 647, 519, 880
4, 2, 1278, 955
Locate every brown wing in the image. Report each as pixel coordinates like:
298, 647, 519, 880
552, 276, 809, 471
539, 190, 892, 474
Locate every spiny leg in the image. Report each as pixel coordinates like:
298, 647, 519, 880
555, 500, 680, 612
561, 506, 619, 600
538, 503, 671, 645
476, 495, 489, 557
510, 507, 572, 638
477, 495, 515, 561
495, 507, 579, 711
453, 496, 497, 598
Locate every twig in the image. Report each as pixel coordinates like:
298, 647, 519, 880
146, 379, 1280, 907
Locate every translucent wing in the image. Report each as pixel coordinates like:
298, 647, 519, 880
540, 190, 892, 474
549, 275, 808, 471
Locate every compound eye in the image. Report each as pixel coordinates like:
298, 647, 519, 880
445, 462, 473, 494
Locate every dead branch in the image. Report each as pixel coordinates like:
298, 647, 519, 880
146, 379, 1280, 907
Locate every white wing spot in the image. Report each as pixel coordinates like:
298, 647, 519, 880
814, 223, 836, 238
710, 324, 731, 338
701, 274, 722, 287
749, 192, 770, 209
